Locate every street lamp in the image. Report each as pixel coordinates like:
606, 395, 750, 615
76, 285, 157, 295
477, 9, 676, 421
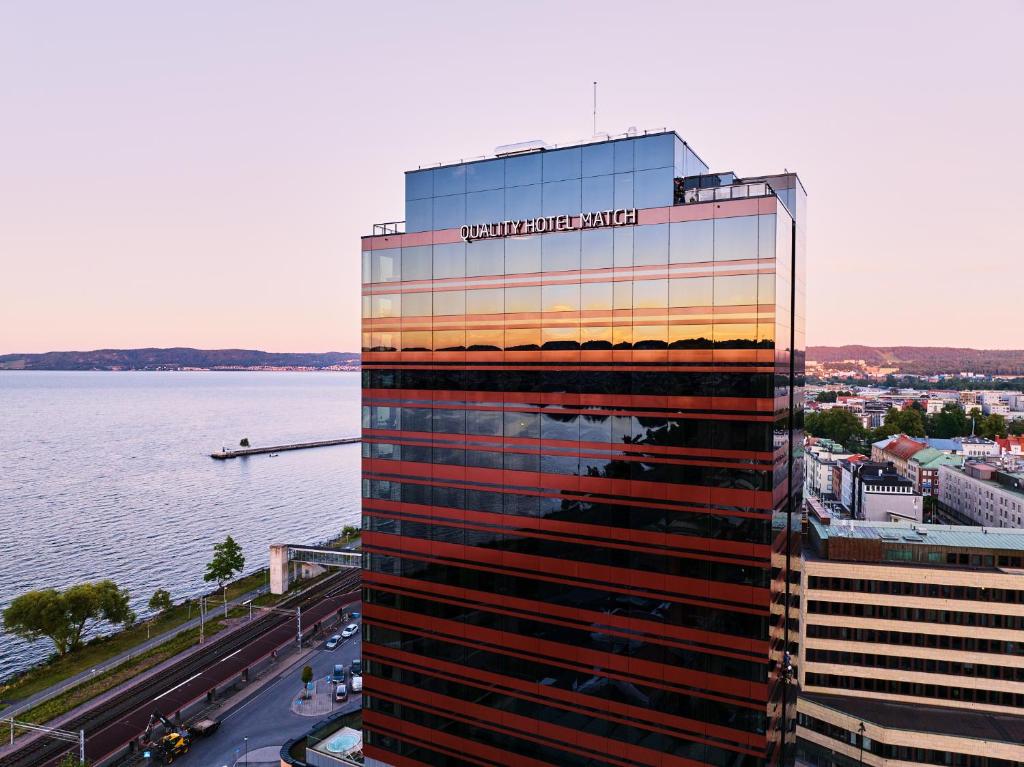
244, 736, 248, 764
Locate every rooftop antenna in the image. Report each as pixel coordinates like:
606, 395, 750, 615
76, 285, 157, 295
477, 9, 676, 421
592, 81, 597, 135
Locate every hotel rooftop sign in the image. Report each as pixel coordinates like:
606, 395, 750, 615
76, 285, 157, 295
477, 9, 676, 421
460, 208, 637, 242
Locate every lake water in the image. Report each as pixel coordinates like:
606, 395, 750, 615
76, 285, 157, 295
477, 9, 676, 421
0, 371, 362, 680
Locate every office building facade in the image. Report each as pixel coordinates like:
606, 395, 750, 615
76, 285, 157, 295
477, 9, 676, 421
361, 131, 806, 766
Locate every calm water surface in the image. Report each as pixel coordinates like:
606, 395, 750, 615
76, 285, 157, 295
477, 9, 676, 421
0, 371, 361, 680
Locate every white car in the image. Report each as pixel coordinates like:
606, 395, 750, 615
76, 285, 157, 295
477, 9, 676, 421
340, 623, 359, 639
325, 634, 342, 649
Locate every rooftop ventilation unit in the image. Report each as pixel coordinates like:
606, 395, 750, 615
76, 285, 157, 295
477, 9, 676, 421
495, 140, 549, 157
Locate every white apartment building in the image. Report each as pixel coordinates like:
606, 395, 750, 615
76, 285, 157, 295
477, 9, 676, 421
938, 458, 1024, 528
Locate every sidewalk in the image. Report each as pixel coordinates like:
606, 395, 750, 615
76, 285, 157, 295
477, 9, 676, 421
0, 584, 269, 720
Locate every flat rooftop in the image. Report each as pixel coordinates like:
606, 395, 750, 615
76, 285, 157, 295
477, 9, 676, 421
811, 518, 1024, 552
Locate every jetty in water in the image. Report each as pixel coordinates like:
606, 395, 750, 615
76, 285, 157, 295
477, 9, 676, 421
210, 437, 360, 459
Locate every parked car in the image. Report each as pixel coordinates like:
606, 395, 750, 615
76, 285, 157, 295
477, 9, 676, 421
190, 718, 220, 738
349, 611, 361, 620
350, 659, 362, 676
325, 634, 342, 650
340, 623, 359, 639
332, 664, 346, 684
351, 675, 363, 694
335, 682, 348, 702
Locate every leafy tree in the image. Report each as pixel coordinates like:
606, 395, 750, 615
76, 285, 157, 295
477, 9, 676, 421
205, 535, 245, 617
1010, 420, 1024, 436
805, 409, 865, 449
301, 664, 314, 698
926, 403, 969, 439
978, 414, 1008, 440
815, 391, 838, 403
873, 407, 926, 440
3, 580, 135, 656
148, 588, 172, 614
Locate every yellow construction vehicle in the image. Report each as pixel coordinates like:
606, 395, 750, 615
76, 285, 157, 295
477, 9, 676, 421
141, 710, 192, 764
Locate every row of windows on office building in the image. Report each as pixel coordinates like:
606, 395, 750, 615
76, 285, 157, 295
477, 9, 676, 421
807, 600, 1024, 629
364, 216, 781, 283
364, 554, 770, 641
805, 649, 1024, 682
363, 484, 776, 544
364, 645, 768, 739
364, 406, 779, 452
363, 368, 781, 398
805, 673, 1024, 710
796, 715, 1024, 767
807, 576, 1024, 603
805, 624, 1024, 657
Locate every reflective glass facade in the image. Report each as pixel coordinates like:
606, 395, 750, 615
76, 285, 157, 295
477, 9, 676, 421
361, 132, 805, 767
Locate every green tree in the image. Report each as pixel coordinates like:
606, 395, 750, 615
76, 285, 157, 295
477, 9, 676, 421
148, 588, 172, 614
978, 414, 1008, 439
815, 391, 838, 403
58, 755, 89, 767
805, 409, 865, 449
926, 403, 969, 439
873, 407, 926, 440
204, 535, 245, 618
1010, 420, 1024, 436
301, 664, 314, 698
2, 580, 135, 656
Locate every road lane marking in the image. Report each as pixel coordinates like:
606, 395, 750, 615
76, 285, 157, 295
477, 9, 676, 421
153, 672, 203, 701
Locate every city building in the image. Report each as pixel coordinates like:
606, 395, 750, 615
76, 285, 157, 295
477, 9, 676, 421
870, 434, 927, 478
360, 130, 806, 767
937, 457, 1024, 527
804, 439, 851, 504
905, 447, 963, 499
997, 436, 1024, 456
796, 510, 1024, 767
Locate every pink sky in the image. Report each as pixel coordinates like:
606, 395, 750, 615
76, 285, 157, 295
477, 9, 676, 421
1, 1, 1021, 354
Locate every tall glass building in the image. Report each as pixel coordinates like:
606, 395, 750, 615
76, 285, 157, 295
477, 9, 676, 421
361, 130, 806, 767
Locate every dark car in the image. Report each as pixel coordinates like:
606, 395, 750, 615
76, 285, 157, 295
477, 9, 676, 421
332, 664, 346, 684
350, 659, 362, 677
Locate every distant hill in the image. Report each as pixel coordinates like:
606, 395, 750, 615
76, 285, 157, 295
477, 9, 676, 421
0, 348, 361, 371
807, 346, 1024, 376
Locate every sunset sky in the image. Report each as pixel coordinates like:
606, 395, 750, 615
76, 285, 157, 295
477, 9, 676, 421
1, 1, 1021, 354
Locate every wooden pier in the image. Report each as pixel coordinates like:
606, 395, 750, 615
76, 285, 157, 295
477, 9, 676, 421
210, 437, 360, 459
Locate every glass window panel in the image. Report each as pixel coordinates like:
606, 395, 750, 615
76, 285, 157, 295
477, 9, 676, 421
467, 328, 502, 350
582, 142, 614, 177
633, 224, 669, 266
613, 325, 633, 347
402, 330, 431, 350
542, 326, 580, 348
433, 194, 465, 230
542, 178, 581, 217
634, 166, 673, 208
401, 246, 432, 281
505, 328, 540, 349
614, 140, 634, 172
613, 280, 632, 309
371, 248, 401, 283
362, 296, 371, 319
370, 332, 399, 351
582, 174, 614, 212
669, 276, 713, 307
466, 287, 504, 315
432, 242, 465, 279
504, 153, 542, 187
714, 322, 758, 346
758, 274, 775, 306
541, 413, 579, 441
614, 172, 634, 208
613, 227, 633, 267
433, 330, 465, 351
467, 239, 504, 277
405, 169, 433, 201
581, 229, 613, 269
670, 219, 714, 263
466, 190, 504, 226
505, 285, 541, 313
504, 411, 539, 438
669, 324, 713, 349
405, 197, 432, 233
759, 214, 777, 261
542, 283, 580, 312
581, 281, 613, 310
505, 235, 541, 274
580, 414, 611, 442
401, 291, 432, 317
360, 332, 371, 352
714, 274, 759, 305
633, 279, 668, 309
466, 159, 504, 192
466, 410, 503, 436
633, 325, 668, 348
581, 325, 613, 348
714, 215, 758, 261
433, 290, 465, 315
543, 147, 581, 182
371, 293, 400, 318
542, 231, 581, 272
505, 184, 541, 220
634, 134, 674, 170
433, 165, 466, 196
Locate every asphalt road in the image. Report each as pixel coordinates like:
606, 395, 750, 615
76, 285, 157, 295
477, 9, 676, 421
62, 592, 357, 767
177, 607, 362, 766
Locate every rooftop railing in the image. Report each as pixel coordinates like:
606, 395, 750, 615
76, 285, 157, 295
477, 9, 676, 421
373, 221, 405, 236
676, 181, 774, 205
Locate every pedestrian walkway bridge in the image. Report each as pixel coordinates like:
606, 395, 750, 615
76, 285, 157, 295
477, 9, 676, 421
270, 543, 360, 594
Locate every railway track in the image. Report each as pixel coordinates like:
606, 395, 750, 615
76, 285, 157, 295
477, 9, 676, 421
0, 568, 361, 767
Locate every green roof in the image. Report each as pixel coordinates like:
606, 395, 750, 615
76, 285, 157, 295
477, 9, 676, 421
812, 518, 1024, 552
